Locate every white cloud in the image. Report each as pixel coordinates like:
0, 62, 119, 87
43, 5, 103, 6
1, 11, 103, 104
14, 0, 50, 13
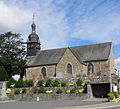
115, 57, 120, 66
71, 1, 120, 45
1, 0, 120, 50
0, 0, 69, 49
0, 1, 31, 32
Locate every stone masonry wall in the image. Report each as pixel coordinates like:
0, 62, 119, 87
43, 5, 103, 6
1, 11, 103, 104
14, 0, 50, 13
109, 47, 115, 74
25, 65, 56, 80
85, 61, 109, 76
56, 48, 85, 78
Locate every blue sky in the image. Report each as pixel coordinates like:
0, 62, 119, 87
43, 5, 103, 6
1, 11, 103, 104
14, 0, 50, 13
0, 0, 120, 69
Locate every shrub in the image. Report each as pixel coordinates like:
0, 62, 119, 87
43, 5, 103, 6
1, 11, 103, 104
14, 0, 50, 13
38, 80, 44, 87
46, 90, 53, 94
10, 84, 15, 88
70, 88, 76, 93
78, 88, 84, 93
61, 82, 67, 87
66, 89, 71, 94
112, 91, 120, 98
74, 90, 78, 94
52, 79, 60, 87
6, 89, 12, 94
45, 79, 53, 87
76, 79, 83, 86
24, 80, 33, 87
7, 78, 16, 88
38, 87, 46, 93
22, 88, 27, 94
69, 83, 74, 86
14, 89, 22, 94
107, 92, 115, 100
56, 88, 63, 94
15, 79, 24, 88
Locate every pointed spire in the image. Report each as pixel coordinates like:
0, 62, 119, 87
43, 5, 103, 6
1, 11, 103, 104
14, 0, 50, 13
31, 13, 36, 33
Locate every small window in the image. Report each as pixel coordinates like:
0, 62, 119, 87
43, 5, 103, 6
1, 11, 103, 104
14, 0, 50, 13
41, 67, 46, 77
67, 64, 72, 74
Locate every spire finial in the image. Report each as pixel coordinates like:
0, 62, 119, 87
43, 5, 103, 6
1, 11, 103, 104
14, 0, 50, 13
33, 13, 35, 23
31, 13, 36, 33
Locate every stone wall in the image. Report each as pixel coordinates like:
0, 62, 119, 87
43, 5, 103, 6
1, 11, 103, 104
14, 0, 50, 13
25, 46, 115, 80
109, 47, 115, 74
56, 48, 85, 78
8, 93, 88, 101
85, 61, 109, 76
25, 65, 56, 80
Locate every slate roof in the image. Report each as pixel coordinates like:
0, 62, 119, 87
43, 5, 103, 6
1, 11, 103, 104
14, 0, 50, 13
70, 42, 112, 62
26, 48, 67, 67
26, 42, 112, 67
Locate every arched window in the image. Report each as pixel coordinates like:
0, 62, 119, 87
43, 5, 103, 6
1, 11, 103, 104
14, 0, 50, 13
67, 64, 72, 74
88, 63, 94, 75
41, 67, 46, 77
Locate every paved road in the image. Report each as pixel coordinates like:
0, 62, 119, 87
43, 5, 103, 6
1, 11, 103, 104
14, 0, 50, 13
55, 101, 120, 109
0, 99, 120, 109
0, 99, 108, 109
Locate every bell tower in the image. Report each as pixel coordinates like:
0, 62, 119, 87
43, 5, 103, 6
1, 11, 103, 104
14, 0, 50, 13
27, 15, 41, 56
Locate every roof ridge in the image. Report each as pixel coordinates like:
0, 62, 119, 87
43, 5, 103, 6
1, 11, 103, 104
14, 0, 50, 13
40, 42, 112, 51
40, 47, 67, 52
69, 41, 112, 48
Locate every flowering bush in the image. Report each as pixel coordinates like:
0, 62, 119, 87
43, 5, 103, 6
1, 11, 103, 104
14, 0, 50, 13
107, 91, 120, 100
14, 89, 22, 94
10, 84, 15, 88
42, 83, 45, 87
69, 83, 74, 86
46, 90, 53, 94
6, 89, 12, 94
107, 92, 115, 100
7, 78, 16, 88
38, 80, 44, 87
78, 89, 84, 93
66, 90, 71, 94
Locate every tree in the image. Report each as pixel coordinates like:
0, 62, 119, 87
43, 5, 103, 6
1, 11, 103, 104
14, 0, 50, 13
0, 66, 9, 81
0, 32, 26, 78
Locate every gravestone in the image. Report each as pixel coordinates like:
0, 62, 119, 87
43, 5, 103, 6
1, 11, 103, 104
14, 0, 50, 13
56, 72, 63, 78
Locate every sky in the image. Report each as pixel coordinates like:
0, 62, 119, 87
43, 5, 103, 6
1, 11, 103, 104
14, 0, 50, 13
0, 0, 120, 70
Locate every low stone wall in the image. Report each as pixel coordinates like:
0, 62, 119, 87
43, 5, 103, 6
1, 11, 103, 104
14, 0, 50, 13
7, 93, 88, 101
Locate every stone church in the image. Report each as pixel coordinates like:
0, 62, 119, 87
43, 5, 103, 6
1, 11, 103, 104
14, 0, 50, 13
25, 21, 115, 80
